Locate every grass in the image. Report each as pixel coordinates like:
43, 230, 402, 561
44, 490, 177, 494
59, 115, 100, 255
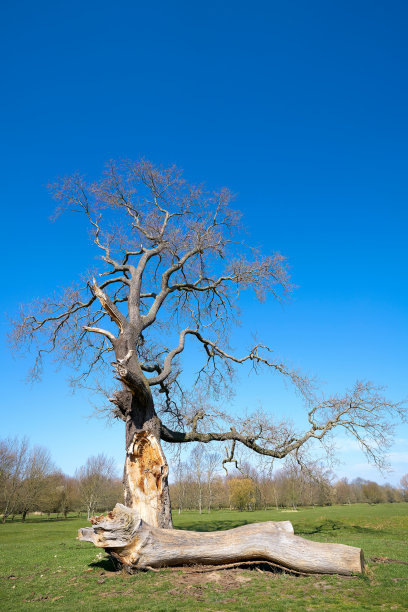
0, 503, 407, 610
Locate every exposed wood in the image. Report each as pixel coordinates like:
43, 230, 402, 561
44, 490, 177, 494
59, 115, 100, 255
78, 504, 364, 576
91, 278, 126, 333
123, 432, 170, 527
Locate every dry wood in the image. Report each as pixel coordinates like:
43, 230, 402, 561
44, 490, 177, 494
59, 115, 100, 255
123, 432, 169, 527
78, 504, 364, 576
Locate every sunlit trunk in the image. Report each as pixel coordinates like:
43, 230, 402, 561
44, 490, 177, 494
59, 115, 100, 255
113, 338, 173, 529
123, 389, 172, 529
123, 428, 172, 528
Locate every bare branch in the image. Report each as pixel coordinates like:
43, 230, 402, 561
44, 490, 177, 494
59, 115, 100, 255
90, 278, 128, 333
83, 326, 116, 343
161, 381, 406, 471
147, 328, 309, 400
11, 157, 404, 484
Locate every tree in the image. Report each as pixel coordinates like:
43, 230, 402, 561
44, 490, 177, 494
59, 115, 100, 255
0, 437, 29, 522
170, 460, 189, 514
17, 446, 56, 521
33, 471, 63, 517
362, 481, 386, 504
334, 478, 354, 505
10, 159, 406, 531
382, 483, 401, 503
228, 477, 256, 511
54, 475, 81, 517
186, 446, 221, 513
76, 454, 118, 520
399, 473, 408, 501
190, 446, 205, 514
204, 450, 221, 512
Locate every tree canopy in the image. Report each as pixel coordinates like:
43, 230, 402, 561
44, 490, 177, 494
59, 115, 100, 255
10, 159, 406, 474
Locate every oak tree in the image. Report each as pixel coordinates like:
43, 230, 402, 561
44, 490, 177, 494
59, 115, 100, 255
11, 159, 406, 529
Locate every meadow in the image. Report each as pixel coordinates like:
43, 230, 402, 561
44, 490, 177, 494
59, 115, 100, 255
1, 503, 407, 611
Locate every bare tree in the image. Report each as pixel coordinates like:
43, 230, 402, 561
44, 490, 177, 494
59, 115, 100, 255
399, 473, 408, 501
171, 460, 189, 514
10, 159, 406, 529
0, 437, 29, 523
76, 454, 118, 520
39, 472, 72, 517
18, 446, 56, 521
53, 475, 81, 518
204, 451, 221, 512
190, 446, 205, 515
362, 481, 387, 504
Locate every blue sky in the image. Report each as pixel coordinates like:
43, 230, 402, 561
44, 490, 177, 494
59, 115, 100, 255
1, 1, 407, 484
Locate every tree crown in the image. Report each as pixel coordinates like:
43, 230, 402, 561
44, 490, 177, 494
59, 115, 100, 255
10, 159, 406, 471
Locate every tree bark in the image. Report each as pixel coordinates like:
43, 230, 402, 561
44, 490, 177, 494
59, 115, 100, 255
114, 378, 172, 529
78, 504, 364, 576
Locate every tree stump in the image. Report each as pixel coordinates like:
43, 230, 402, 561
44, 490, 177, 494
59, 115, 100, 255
78, 504, 364, 575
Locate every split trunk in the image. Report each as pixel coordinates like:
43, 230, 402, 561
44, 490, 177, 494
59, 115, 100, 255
112, 341, 172, 529
122, 392, 172, 529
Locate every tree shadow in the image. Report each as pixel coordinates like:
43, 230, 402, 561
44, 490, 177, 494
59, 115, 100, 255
177, 519, 250, 532
89, 558, 118, 572
178, 517, 383, 536
4, 515, 80, 525
297, 519, 382, 536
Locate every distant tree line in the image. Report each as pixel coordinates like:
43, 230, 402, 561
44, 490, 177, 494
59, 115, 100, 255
0, 437, 122, 522
1, 438, 407, 521
170, 448, 408, 512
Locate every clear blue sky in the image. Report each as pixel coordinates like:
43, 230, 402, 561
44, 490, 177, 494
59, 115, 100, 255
1, 0, 407, 484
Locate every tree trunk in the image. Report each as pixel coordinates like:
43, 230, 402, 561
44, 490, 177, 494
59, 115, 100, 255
78, 504, 364, 576
117, 381, 172, 529
123, 428, 171, 528
198, 481, 202, 514
94, 290, 172, 529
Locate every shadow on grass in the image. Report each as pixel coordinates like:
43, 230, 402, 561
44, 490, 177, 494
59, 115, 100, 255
89, 558, 118, 572
177, 519, 250, 532
296, 519, 382, 536
177, 517, 384, 536
3, 516, 81, 525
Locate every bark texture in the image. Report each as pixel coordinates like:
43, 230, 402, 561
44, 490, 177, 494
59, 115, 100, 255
78, 504, 364, 576
111, 364, 173, 529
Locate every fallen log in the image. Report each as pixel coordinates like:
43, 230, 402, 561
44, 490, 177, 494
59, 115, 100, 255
78, 503, 364, 576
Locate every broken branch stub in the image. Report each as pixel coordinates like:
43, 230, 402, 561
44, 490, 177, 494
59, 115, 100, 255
78, 504, 364, 576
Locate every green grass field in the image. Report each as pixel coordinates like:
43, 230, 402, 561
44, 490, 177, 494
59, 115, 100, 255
1, 504, 407, 611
